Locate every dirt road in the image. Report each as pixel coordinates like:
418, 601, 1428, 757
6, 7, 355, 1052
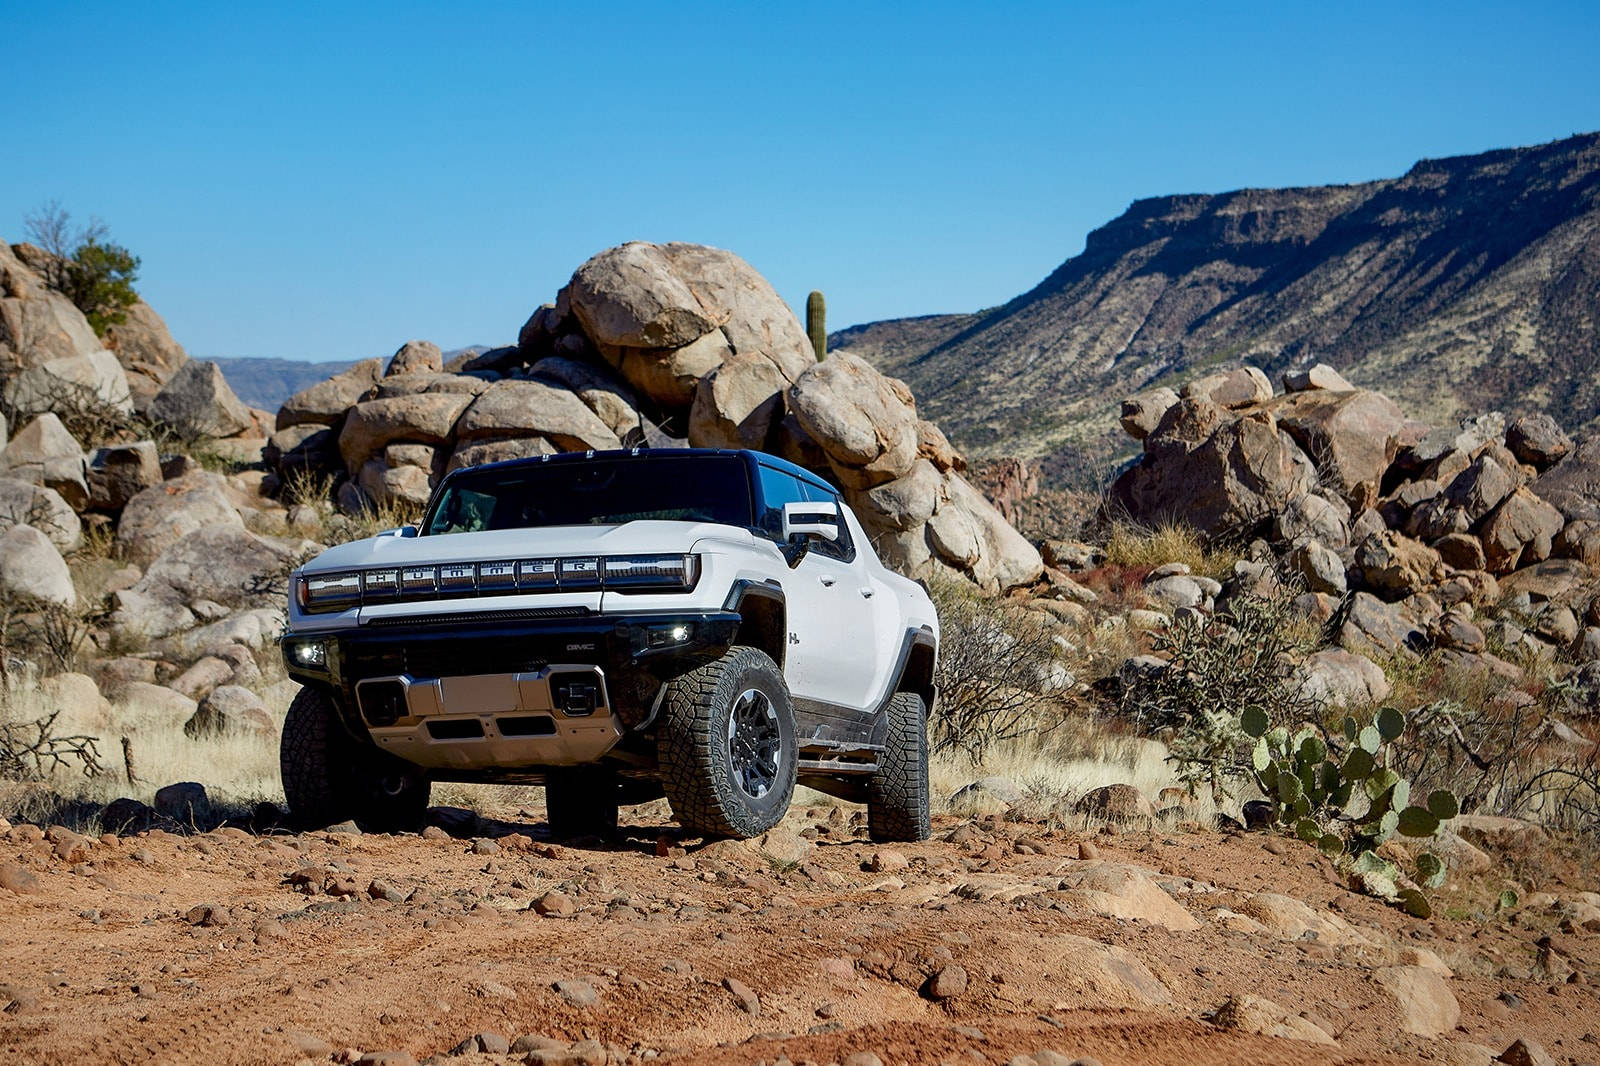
1, 800, 1595, 1066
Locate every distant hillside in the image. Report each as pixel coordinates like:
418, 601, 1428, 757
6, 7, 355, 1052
213, 347, 490, 411
210, 357, 362, 411
836, 131, 1600, 489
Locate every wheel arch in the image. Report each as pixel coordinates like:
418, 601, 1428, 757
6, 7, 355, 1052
724, 579, 787, 669
892, 628, 938, 714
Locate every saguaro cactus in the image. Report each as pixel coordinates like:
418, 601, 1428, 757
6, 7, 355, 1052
806, 290, 826, 361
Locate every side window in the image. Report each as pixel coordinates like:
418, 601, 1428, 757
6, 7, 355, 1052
756, 465, 808, 544
801, 482, 856, 563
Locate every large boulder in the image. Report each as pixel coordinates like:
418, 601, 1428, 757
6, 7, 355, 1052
1282, 363, 1355, 392
186, 684, 275, 738
653, 243, 814, 382
357, 458, 434, 508
1506, 413, 1573, 469
116, 470, 243, 566
453, 379, 620, 453
372, 372, 490, 400
1296, 648, 1392, 708
1105, 399, 1315, 542
337, 392, 474, 472
1270, 388, 1407, 511
848, 459, 942, 534
0, 524, 75, 606
86, 441, 163, 512
568, 242, 815, 409
384, 339, 442, 377
1442, 454, 1521, 524
265, 424, 339, 473
1354, 530, 1444, 599
1535, 435, 1600, 520
0, 476, 80, 552
148, 360, 253, 439
0, 242, 103, 367
112, 524, 296, 641
1181, 366, 1272, 408
688, 352, 787, 451
1275, 492, 1352, 549
4, 348, 134, 419
529, 357, 644, 440
446, 437, 555, 474
788, 354, 919, 489
1119, 387, 1179, 440
1340, 592, 1426, 657
0, 413, 88, 510
569, 242, 721, 350
102, 298, 189, 409
923, 471, 1043, 591
276, 358, 382, 430
1480, 488, 1564, 574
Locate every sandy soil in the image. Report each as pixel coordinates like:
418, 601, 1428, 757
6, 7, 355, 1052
1, 800, 1596, 1066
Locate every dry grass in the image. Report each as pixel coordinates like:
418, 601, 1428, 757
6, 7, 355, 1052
931, 714, 1217, 826
0, 679, 281, 833
1101, 521, 1239, 579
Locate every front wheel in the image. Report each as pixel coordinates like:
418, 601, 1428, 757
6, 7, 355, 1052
868, 692, 931, 842
280, 686, 431, 833
657, 646, 797, 839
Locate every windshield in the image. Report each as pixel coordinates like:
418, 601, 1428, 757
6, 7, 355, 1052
423, 454, 755, 535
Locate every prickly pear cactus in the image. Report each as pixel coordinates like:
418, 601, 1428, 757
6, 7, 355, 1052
1242, 704, 1458, 917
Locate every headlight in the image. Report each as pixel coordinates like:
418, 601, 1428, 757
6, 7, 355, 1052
603, 554, 700, 591
290, 640, 327, 667
298, 571, 361, 612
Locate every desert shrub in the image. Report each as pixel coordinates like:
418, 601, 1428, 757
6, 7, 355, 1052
0, 374, 143, 451
0, 710, 105, 781
0, 596, 94, 679
23, 202, 141, 336
1122, 589, 1321, 796
928, 574, 1070, 763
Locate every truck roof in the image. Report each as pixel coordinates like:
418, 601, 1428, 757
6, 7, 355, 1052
443, 447, 839, 498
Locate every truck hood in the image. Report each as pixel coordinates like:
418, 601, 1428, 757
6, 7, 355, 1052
298, 521, 756, 574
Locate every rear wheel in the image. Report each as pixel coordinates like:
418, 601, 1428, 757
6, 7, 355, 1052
657, 646, 796, 839
868, 692, 930, 842
544, 767, 621, 841
280, 687, 431, 833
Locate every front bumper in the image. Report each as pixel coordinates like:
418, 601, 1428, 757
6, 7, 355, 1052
282, 609, 741, 766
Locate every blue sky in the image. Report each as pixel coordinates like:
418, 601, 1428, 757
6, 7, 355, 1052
5, 2, 1598, 362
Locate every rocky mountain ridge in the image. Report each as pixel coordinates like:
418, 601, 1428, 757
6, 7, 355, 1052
212, 348, 490, 411
835, 131, 1600, 489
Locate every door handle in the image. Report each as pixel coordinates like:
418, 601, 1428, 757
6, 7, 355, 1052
859, 588, 874, 598
818, 576, 836, 587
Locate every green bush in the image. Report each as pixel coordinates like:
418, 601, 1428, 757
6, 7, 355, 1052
1122, 590, 1321, 796
23, 201, 141, 337
65, 239, 141, 335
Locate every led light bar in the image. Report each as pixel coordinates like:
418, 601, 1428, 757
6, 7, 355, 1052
295, 553, 699, 613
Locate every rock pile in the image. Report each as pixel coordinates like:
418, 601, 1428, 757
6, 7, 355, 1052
1106, 364, 1600, 667
269, 241, 1042, 590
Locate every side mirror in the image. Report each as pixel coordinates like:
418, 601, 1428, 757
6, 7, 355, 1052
379, 525, 419, 539
780, 500, 840, 569
781, 500, 840, 543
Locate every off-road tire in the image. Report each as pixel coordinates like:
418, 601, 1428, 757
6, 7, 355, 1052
545, 768, 621, 841
868, 691, 930, 842
280, 686, 431, 834
657, 646, 796, 839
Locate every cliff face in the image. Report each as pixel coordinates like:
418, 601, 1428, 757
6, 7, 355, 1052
836, 132, 1600, 488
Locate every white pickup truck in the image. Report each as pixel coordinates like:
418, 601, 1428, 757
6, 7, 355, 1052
280, 448, 939, 841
